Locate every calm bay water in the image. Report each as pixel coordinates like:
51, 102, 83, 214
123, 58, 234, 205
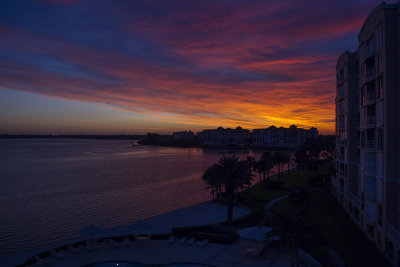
0, 138, 262, 259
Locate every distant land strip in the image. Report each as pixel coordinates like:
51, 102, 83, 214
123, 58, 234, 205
0, 134, 148, 140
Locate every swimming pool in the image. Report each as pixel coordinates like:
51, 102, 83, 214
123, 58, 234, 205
87, 262, 216, 267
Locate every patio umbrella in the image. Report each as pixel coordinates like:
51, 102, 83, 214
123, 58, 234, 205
237, 226, 272, 242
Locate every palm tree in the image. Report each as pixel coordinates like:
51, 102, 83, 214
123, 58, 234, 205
266, 206, 312, 267
246, 156, 256, 171
274, 151, 285, 180
203, 155, 253, 224
283, 152, 291, 172
259, 151, 274, 185
246, 155, 258, 183
202, 163, 222, 201
255, 160, 264, 183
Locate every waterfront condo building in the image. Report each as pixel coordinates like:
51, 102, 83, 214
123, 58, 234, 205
197, 125, 317, 147
333, 1, 400, 265
251, 125, 318, 148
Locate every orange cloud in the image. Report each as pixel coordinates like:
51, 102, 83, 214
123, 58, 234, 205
0, 0, 382, 134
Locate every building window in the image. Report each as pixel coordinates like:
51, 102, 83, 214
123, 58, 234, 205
361, 193, 365, 210
377, 232, 382, 248
354, 208, 360, 221
365, 176, 376, 200
339, 68, 344, 82
361, 86, 365, 106
376, 23, 382, 48
378, 128, 383, 151
366, 36, 375, 56
367, 129, 375, 148
378, 205, 383, 226
367, 224, 375, 237
361, 64, 364, 76
361, 130, 365, 148
398, 249, 400, 267
386, 240, 393, 258
377, 75, 383, 99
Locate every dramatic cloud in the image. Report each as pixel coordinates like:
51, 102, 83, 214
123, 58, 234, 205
0, 0, 384, 133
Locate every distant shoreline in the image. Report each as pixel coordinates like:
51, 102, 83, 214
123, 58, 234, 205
0, 136, 295, 150
0, 134, 146, 140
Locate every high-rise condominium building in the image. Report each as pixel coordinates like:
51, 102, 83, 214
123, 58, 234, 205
333, 1, 400, 265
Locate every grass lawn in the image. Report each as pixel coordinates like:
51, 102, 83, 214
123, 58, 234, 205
273, 188, 390, 266
280, 164, 330, 189
238, 163, 331, 211
238, 182, 287, 208
233, 163, 331, 227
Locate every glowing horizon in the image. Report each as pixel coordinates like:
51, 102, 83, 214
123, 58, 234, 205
0, 0, 387, 135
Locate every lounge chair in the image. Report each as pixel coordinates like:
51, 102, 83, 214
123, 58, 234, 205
178, 237, 187, 244
123, 237, 130, 247
94, 240, 105, 249
34, 256, 46, 265
69, 244, 79, 253
199, 239, 209, 247
245, 247, 258, 257
168, 235, 175, 244
109, 239, 122, 247
135, 234, 150, 240
85, 240, 95, 251
187, 238, 195, 245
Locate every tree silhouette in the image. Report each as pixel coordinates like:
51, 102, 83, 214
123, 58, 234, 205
202, 163, 222, 201
283, 152, 291, 172
203, 155, 253, 224
259, 151, 274, 185
274, 151, 285, 180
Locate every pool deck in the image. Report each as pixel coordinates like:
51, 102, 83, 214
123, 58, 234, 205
110, 200, 251, 235
28, 239, 291, 267
0, 201, 290, 266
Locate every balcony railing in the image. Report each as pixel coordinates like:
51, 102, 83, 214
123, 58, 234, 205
337, 88, 345, 99
365, 45, 375, 58
367, 140, 375, 149
367, 90, 376, 103
367, 116, 376, 126
366, 68, 375, 81
349, 192, 360, 206
386, 223, 400, 243
336, 154, 344, 161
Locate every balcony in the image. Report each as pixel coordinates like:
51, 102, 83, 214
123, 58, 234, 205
365, 43, 375, 59
349, 192, 360, 206
364, 198, 376, 220
366, 68, 375, 82
386, 223, 400, 244
339, 186, 344, 195
367, 116, 376, 126
367, 90, 376, 103
367, 140, 375, 149
337, 88, 345, 99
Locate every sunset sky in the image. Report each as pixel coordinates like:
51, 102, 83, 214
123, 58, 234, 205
0, 0, 385, 134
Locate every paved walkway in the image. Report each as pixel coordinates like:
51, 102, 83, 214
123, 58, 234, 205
264, 193, 290, 214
